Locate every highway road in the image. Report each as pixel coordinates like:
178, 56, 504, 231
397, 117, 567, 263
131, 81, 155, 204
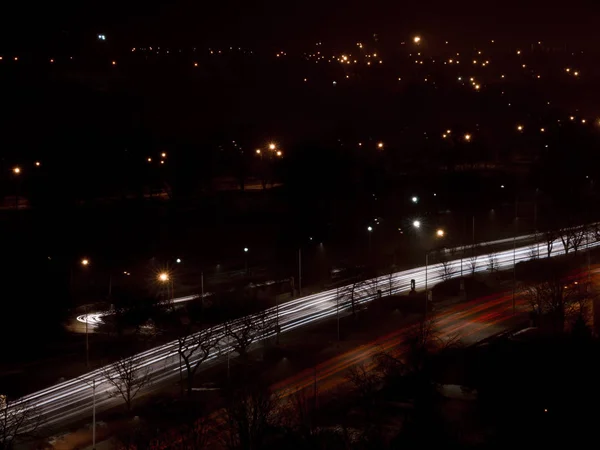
146, 289, 531, 449
73, 230, 542, 328
9, 231, 600, 434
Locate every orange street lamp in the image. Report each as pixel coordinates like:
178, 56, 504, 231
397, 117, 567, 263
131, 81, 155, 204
158, 272, 169, 282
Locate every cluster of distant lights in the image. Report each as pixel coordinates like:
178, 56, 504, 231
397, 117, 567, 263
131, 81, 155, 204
147, 152, 168, 164
3, 34, 596, 145
1, 34, 587, 90
11, 161, 41, 175
255, 143, 283, 157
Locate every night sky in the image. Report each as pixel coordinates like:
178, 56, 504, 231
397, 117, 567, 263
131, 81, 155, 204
2, 0, 599, 52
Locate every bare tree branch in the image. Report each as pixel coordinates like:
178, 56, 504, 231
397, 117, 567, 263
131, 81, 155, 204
438, 259, 455, 282
487, 253, 499, 273
101, 355, 152, 411
177, 326, 219, 395
0, 398, 44, 450
223, 383, 280, 450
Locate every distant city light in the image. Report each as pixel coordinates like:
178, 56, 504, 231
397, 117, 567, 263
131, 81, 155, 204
112, 61, 116, 65
413, 36, 421, 44
81, 258, 89, 266
12, 167, 20, 174
269, 143, 276, 150
147, 157, 152, 162
436, 229, 445, 237
413, 220, 421, 228
35, 161, 40, 167
276, 150, 282, 156
176, 258, 181, 263
367, 226, 373, 232
517, 125, 523, 131
244, 247, 249, 252
411, 196, 419, 203
161, 152, 167, 157
377, 142, 384, 149
97, 34, 106, 41
464, 134, 472, 141
158, 272, 169, 282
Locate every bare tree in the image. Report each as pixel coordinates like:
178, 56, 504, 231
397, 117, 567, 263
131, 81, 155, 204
225, 311, 274, 363
591, 223, 600, 244
569, 225, 586, 255
338, 279, 371, 317
346, 363, 382, 420
523, 276, 583, 332
0, 399, 44, 450
468, 244, 480, 275
223, 383, 279, 450
557, 223, 586, 256
438, 259, 455, 281
387, 266, 397, 296
101, 355, 152, 411
544, 229, 555, 258
178, 326, 219, 395
486, 253, 499, 273
281, 388, 318, 442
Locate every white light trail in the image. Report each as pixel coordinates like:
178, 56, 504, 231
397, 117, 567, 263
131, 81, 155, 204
11, 230, 600, 431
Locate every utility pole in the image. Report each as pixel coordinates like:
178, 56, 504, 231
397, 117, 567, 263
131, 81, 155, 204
85, 304, 89, 368
424, 253, 429, 322
298, 248, 302, 295
513, 233, 516, 314
313, 366, 317, 410
336, 287, 340, 342
227, 345, 231, 381
179, 351, 183, 397
92, 378, 96, 450
276, 294, 280, 345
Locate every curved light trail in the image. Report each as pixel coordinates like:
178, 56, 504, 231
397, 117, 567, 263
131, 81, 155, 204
10, 231, 599, 432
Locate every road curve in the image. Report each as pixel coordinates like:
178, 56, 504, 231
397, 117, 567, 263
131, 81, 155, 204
11, 231, 599, 432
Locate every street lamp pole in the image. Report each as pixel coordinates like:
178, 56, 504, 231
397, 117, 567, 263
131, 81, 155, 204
336, 287, 340, 342
513, 233, 516, 314
201, 271, 204, 300
85, 304, 89, 368
425, 253, 429, 321
92, 378, 96, 450
298, 248, 302, 295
